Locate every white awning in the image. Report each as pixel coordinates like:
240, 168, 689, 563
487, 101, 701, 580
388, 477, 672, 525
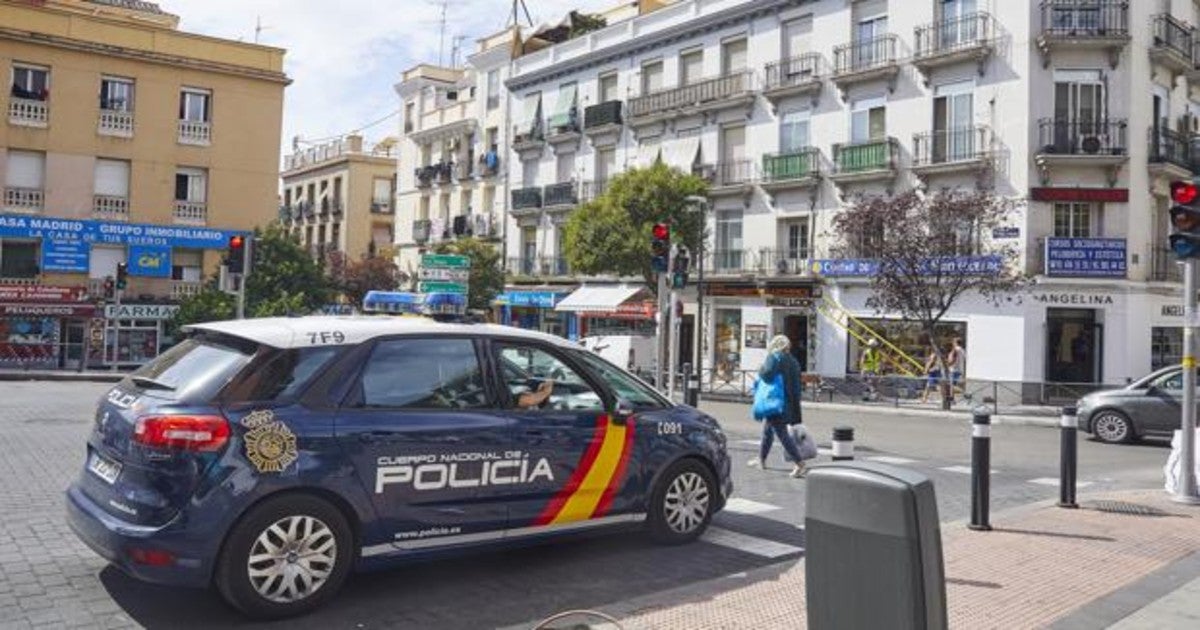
637, 140, 661, 167
662, 136, 700, 170
555, 285, 642, 313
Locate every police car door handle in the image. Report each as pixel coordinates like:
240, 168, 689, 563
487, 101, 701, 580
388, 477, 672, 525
523, 429, 546, 438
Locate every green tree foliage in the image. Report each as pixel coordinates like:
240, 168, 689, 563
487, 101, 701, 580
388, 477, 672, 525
172, 224, 333, 330
432, 237, 504, 311
563, 161, 707, 291
327, 252, 405, 308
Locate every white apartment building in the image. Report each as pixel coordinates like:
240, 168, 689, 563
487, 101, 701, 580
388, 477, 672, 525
393, 29, 514, 277
498, 0, 1200, 402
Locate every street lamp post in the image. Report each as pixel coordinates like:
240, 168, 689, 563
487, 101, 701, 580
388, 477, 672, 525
686, 195, 708, 399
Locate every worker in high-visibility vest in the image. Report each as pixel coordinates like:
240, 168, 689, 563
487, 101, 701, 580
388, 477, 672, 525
859, 338, 882, 401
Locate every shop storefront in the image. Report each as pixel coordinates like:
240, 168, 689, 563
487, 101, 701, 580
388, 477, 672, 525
495, 290, 573, 337
0, 285, 96, 370
555, 285, 655, 339
701, 281, 820, 374
98, 303, 179, 368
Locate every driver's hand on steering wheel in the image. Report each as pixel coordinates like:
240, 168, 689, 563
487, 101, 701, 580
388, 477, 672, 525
517, 379, 555, 409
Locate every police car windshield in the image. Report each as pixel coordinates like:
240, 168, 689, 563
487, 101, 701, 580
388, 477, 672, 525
571, 349, 669, 409
129, 336, 253, 402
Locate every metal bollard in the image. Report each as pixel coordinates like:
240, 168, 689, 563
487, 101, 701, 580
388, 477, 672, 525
682, 363, 700, 407
832, 426, 855, 461
1058, 406, 1078, 509
969, 412, 992, 531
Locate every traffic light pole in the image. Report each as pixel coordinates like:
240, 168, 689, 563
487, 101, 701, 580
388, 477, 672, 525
1177, 259, 1200, 504
109, 287, 121, 372
235, 237, 252, 320
667, 244, 678, 399
656, 271, 667, 391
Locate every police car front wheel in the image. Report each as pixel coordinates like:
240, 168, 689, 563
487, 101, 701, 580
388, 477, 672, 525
215, 494, 353, 619
648, 459, 715, 544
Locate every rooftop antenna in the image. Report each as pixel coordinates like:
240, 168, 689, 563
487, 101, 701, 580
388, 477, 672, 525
511, 0, 534, 27
435, 0, 449, 66
254, 15, 271, 44
451, 35, 467, 68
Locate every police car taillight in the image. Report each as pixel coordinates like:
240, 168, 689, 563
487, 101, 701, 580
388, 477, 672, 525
133, 415, 230, 451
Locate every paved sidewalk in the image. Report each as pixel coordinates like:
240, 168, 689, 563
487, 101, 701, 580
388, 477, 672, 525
0, 369, 126, 382
611, 490, 1200, 629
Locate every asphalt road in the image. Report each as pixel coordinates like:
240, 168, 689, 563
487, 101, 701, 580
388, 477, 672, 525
0, 382, 1171, 629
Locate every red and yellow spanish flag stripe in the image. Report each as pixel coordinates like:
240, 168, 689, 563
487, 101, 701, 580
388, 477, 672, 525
535, 415, 635, 525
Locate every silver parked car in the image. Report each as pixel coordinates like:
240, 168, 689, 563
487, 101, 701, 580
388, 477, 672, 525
1077, 366, 1194, 444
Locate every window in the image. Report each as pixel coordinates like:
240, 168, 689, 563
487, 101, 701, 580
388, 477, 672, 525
487, 70, 500, 109
721, 37, 748, 74
851, 96, 886, 143
641, 61, 663, 94
780, 109, 810, 152
556, 151, 574, 183
372, 178, 392, 206
228, 347, 341, 403
596, 147, 616, 182
519, 91, 542, 136
94, 159, 130, 198
100, 77, 134, 112
1152, 328, 1183, 371
333, 177, 343, 207
1053, 70, 1104, 140
599, 72, 619, 102
0, 240, 39, 278
783, 219, 810, 259
715, 209, 743, 270
522, 159, 538, 187
404, 101, 415, 133
680, 49, 704, 85
1054, 202, 1097, 238
5, 150, 45, 191
179, 88, 211, 122
852, 218, 885, 258
572, 350, 667, 409
88, 245, 124, 280
486, 127, 499, 152
714, 309, 742, 378
171, 249, 203, 282
357, 338, 488, 409
497, 344, 603, 411
131, 337, 254, 403
783, 16, 813, 59
933, 80, 974, 161
855, 15, 889, 67
847, 319, 966, 375
175, 168, 207, 203
11, 64, 49, 100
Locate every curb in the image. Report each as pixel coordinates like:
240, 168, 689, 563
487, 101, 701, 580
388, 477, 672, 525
699, 398, 1062, 428
0, 371, 126, 383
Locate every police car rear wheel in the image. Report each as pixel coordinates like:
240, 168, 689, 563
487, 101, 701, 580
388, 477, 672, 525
216, 494, 353, 619
648, 460, 714, 544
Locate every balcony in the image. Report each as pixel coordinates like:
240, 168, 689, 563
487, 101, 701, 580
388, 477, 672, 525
177, 120, 211, 146
413, 219, 432, 244
331, 199, 344, 217
512, 123, 546, 159
581, 179, 610, 202
1149, 128, 1193, 180
584, 101, 623, 145
832, 35, 901, 98
415, 162, 453, 187
457, 160, 474, 181
319, 198, 331, 218
1037, 1, 1130, 69
1152, 247, 1183, 282
371, 200, 395, 215
545, 108, 582, 150
1034, 118, 1128, 185
8, 97, 48, 128
171, 281, 204, 301
511, 187, 543, 216
1151, 14, 1194, 76
694, 160, 756, 200
913, 12, 995, 82
93, 195, 129, 221
173, 200, 207, 225
479, 150, 501, 177
830, 138, 899, 185
3, 187, 43, 214
508, 256, 570, 278
97, 110, 133, 138
543, 181, 579, 209
763, 53, 823, 107
756, 249, 813, 277
911, 125, 993, 178
760, 148, 822, 192
709, 249, 754, 276
627, 70, 755, 131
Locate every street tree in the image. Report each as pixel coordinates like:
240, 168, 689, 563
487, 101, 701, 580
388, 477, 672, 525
328, 252, 406, 308
829, 189, 1025, 409
172, 224, 333, 330
431, 236, 504, 312
563, 161, 708, 292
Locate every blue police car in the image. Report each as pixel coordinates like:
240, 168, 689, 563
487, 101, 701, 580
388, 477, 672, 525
66, 316, 732, 618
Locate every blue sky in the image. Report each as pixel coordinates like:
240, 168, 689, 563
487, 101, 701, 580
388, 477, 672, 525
166, 0, 616, 160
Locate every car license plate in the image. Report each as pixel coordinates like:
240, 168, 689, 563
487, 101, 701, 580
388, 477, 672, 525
88, 452, 122, 484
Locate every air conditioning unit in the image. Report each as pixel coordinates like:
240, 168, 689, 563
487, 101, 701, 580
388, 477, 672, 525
1080, 135, 1103, 154
775, 258, 791, 275
473, 213, 493, 237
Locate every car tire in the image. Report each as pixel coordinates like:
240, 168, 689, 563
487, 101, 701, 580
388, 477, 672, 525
1091, 409, 1135, 444
647, 459, 715, 545
215, 494, 353, 620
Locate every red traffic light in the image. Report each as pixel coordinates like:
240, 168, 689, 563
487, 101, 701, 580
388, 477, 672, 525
1171, 181, 1198, 205
652, 223, 670, 240
229, 235, 245, 249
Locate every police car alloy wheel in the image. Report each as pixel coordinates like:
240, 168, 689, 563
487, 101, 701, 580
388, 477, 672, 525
215, 494, 353, 619
1092, 410, 1133, 444
648, 460, 715, 544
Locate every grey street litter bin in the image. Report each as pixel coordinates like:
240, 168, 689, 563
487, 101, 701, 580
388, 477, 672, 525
805, 462, 946, 630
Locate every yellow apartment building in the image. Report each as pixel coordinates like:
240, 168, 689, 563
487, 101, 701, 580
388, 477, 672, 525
0, 0, 288, 369
280, 134, 397, 264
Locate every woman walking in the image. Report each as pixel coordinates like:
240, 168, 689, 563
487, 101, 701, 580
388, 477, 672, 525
750, 335, 807, 478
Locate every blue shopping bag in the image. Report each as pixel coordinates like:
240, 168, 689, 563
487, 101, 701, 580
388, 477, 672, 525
752, 372, 786, 421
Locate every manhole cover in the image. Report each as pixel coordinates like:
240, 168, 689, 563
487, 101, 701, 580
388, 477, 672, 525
1088, 500, 1171, 517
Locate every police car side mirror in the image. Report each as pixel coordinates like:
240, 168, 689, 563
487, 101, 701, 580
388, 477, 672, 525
611, 399, 635, 425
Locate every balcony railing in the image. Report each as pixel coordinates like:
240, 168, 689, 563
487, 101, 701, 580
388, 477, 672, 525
546, 108, 580, 137
173, 200, 207, 225
1152, 247, 1183, 282
833, 138, 898, 174
913, 126, 991, 167
765, 53, 822, 91
178, 120, 211, 145
8, 98, 48, 127
757, 249, 812, 275
694, 160, 756, 188
3, 187, 43, 213
413, 219, 432, 244
93, 195, 129, 220
512, 187, 543, 210
1149, 127, 1192, 170
508, 256, 570, 277
1036, 118, 1128, 156
585, 100, 623, 129
1039, 1, 1129, 38
98, 110, 133, 137
628, 70, 753, 119
711, 249, 750, 275
371, 201, 394, 215
479, 151, 501, 177
544, 181, 578, 207
172, 281, 204, 300
914, 12, 993, 58
762, 148, 820, 182
415, 162, 453, 186
581, 179, 609, 202
833, 34, 899, 75
1152, 14, 1193, 61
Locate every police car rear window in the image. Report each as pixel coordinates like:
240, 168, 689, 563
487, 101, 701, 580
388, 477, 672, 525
224, 346, 342, 403
128, 337, 252, 403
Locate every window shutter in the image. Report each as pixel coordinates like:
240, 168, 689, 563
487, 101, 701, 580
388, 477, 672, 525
94, 159, 130, 196
88, 246, 125, 279
5, 151, 45, 188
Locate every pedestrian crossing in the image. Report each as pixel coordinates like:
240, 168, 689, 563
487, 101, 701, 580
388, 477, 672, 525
701, 526, 804, 559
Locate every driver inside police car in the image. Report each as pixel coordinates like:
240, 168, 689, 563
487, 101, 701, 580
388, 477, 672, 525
517, 379, 554, 409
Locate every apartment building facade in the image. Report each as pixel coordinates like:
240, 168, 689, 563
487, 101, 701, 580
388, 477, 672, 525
0, 0, 287, 369
280, 134, 398, 263
393, 29, 512, 281
502, 0, 1200, 395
